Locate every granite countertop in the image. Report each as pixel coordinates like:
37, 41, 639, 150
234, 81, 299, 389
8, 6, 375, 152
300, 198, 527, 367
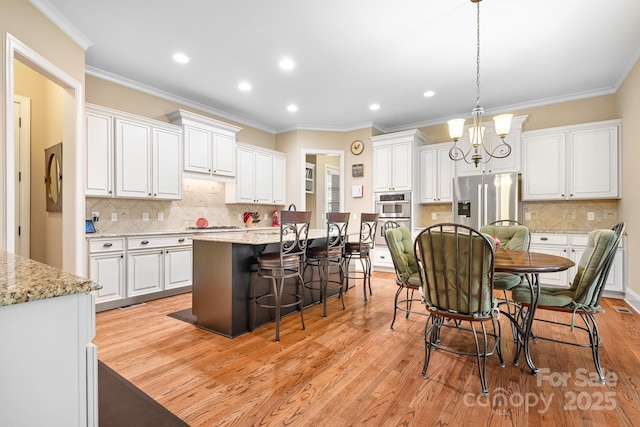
0, 251, 101, 307
192, 228, 330, 245
86, 226, 277, 238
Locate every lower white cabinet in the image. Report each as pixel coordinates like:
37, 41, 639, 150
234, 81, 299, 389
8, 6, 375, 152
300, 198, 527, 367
88, 234, 192, 309
530, 232, 626, 297
372, 247, 394, 270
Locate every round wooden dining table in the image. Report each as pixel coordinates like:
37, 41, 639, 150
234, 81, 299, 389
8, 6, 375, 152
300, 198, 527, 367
494, 249, 575, 374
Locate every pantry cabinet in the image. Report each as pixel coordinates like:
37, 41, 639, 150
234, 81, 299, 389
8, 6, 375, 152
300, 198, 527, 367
168, 109, 242, 180
226, 144, 286, 205
418, 142, 454, 203
85, 104, 183, 200
371, 129, 426, 192
523, 120, 620, 201
529, 232, 626, 297
455, 115, 527, 177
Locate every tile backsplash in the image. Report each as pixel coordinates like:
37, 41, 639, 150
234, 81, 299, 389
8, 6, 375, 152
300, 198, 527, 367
416, 199, 620, 232
86, 178, 281, 234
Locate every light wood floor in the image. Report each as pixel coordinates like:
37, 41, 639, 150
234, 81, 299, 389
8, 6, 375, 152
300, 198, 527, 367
95, 272, 640, 426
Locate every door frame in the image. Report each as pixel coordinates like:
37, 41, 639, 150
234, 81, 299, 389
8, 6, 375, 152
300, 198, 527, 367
299, 149, 345, 213
3, 33, 85, 274
13, 95, 30, 257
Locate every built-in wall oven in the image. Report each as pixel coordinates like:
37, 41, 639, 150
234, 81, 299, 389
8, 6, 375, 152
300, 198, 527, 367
374, 191, 411, 246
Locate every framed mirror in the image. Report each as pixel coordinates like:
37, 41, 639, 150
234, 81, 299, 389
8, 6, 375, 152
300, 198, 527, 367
45, 142, 62, 212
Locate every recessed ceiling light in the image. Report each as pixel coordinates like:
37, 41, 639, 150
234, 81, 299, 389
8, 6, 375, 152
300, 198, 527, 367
279, 57, 295, 71
369, 103, 381, 111
423, 90, 436, 98
172, 53, 189, 64
238, 81, 252, 92
287, 104, 298, 113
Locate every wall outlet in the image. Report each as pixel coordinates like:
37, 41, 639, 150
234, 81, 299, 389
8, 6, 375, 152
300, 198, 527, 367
587, 212, 595, 221
92, 212, 99, 222
237, 213, 242, 221
158, 212, 164, 221
142, 212, 149, 221
431, 212, 438, 220
524, 212, 532, 221
111, 212, 118, 222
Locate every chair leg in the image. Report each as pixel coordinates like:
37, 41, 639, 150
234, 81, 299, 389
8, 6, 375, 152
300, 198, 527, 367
365, 254, 373, 297
273, 277, 281, 342
390, 285, 403, 330
471, 322, 489, 396
582, 313, 604, 382
297, 270, 306, 331
422, 315, 440, 378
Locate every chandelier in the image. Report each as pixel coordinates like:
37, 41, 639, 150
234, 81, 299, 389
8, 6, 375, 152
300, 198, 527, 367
448, 0, 513, 167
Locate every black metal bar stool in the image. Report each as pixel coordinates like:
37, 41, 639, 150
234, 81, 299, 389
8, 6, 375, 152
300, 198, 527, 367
252, 210, 311, 342
344, 213, 379, 301
304, 212, 350, 317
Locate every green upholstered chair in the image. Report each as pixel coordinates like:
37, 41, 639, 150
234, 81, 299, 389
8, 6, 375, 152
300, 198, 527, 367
414, 223, 504, 396
383, 222, 426, 329
511, 223, 624, 382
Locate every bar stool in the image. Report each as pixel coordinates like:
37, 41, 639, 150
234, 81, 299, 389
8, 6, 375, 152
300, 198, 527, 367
304, 212, 350, 317
344, 213, 379, 301
252, 210, 311, 342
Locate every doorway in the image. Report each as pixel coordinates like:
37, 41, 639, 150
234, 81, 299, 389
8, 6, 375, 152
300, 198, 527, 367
13, 96, 30, 258
300, 149, 345, 229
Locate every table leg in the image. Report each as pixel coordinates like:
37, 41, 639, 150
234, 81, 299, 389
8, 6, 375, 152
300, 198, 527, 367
512, 273, 540, 375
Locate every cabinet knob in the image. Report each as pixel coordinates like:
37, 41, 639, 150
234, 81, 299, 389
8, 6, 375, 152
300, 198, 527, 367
103, 242, 113, 247
208, 169, 211, 172
141, 240, 149, 245
154, 193, 157, 197
148, 193, 152, 196
108, 190, 112, 194
561, 194, 565, 197
570, 194, 573, 197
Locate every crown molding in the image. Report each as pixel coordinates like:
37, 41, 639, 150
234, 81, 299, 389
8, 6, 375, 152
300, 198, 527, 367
29, 0, 92, 49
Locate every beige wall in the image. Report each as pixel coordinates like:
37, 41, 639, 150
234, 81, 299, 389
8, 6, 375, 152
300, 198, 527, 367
14, 61, 64, 267
617, 59, 640, 297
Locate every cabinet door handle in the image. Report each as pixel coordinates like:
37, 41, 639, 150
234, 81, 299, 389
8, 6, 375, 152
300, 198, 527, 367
141, 240, 149, 245
178, 238, 185, 243
103, 242, 113, 247
540, 237, 548, 241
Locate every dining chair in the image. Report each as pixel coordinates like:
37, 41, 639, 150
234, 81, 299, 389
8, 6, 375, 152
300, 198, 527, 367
414, 223, 504, 396
383, 221, 426, 329
344, 213, 379, 301
510, 222, 625, 382
480, 220, 531, 337
305, 212, 350, 317
252, 210, 311, 342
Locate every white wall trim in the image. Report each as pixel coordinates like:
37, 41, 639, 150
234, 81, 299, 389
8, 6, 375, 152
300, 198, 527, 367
624, 288, 640, 314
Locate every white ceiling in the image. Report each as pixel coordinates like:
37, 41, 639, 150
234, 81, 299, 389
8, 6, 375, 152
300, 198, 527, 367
39, 0, 640, 134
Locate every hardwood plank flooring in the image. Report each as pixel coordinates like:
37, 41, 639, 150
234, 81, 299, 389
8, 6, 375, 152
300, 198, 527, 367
95, 273, 640, 426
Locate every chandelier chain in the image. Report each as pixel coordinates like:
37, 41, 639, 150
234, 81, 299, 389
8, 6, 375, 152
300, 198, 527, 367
476, 0, 481, 108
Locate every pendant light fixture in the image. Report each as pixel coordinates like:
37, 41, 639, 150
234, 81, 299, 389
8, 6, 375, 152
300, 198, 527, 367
448, 0, 513, 167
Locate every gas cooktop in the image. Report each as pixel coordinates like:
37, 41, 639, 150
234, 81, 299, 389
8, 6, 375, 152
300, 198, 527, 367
186, 225, 241, 230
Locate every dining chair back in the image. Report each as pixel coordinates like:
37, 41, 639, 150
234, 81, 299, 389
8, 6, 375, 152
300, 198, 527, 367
414, 223, 503, 396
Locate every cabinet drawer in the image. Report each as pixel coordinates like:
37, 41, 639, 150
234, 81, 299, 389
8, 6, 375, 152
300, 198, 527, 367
569, 235, 589, 246
127, 235, 192, 250
530, 234, 568, 246
89, 238, 125, 253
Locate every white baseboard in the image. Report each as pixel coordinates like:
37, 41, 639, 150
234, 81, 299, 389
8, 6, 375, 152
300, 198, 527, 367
624, 288, 640, 314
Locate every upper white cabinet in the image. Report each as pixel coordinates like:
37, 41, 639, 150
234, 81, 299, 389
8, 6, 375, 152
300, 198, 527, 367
85, 104, 182, 200
168, 109, 242, 180
456, 115, 527, 176
371, 129, 426, 192
417, 142, 455, 203
226, 143, 286, 205
85, 107, 114, 196
523, 120, 620, 201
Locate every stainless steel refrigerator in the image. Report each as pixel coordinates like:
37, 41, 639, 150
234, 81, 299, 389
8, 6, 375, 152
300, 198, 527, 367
452, 173, 522, 229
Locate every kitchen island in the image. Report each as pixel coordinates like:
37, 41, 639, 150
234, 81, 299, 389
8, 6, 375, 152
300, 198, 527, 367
191, 229, 331, 338
0, 250, 101, 426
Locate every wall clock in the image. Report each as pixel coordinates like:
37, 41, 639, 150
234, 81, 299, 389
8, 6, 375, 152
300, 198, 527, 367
350, 139, 364, 155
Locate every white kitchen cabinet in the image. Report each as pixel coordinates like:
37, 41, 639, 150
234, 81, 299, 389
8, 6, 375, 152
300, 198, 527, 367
126, 235, 193, 297
115, 118, 182, 199
168, 109, 242, 180
523, 120, 620, 201
529, 232, 625, 297
85, 107, 113, 196
88, 237, 125, 303
371, 129, 426, 192
226, 143, 287, 205
456, 115, 527, 177
418, 142, 454, 203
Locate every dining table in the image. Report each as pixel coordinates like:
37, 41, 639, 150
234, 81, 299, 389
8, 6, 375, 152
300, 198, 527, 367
493, 249, 575, 375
